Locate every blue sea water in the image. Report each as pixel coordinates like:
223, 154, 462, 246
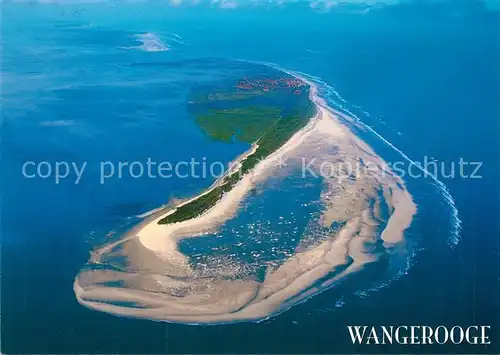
2, 1, 499, 354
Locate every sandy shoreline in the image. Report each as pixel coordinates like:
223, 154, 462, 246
75, 69, 417, 324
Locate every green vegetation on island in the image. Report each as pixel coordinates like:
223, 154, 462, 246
158, 74, 315, 225
195, 107, 282, 143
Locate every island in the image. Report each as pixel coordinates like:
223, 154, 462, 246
74, 63, 417, 325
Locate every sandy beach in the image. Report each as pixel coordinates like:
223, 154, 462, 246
75, 71, 417, 324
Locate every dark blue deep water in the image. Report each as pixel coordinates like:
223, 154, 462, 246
2, 1, 499, 354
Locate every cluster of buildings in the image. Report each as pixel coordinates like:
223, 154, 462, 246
235, 76, 306, 94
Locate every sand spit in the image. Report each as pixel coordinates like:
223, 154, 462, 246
74, 73, 417, 324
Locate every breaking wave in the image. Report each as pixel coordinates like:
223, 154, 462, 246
283, 67, 461, 247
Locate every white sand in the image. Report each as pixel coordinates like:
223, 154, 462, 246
75, 73, 417, 324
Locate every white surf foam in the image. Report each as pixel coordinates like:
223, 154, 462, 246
272, 65, 461, 247
132, 32, 169, 52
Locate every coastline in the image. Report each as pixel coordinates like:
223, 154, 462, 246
136, 71, 415, 256
75, 68, 418, 324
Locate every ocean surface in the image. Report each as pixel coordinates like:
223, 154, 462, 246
2, 1, 499, 354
